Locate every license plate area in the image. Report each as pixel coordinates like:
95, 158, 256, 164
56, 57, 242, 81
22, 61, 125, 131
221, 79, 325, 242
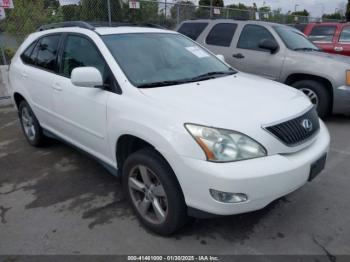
309, 154, 327, 181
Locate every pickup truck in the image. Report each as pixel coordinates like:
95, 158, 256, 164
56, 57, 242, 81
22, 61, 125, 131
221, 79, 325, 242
304, 22, 350, 56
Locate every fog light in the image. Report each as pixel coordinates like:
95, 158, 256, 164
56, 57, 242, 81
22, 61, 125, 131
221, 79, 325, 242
209, 189, 248, 203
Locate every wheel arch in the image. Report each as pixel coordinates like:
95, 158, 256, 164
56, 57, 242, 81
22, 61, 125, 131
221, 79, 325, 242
13, 92, 26, 109
115, 134, 187, 203
285, 73, 334, 111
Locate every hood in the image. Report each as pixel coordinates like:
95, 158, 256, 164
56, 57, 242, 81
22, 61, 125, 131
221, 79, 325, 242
139, 73, 311, 133
297, 50, 350, 64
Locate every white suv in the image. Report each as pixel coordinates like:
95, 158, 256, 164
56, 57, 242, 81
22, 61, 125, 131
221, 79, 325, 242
9, 22, 330, 235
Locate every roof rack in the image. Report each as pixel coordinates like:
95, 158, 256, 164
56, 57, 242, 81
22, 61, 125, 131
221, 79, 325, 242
37, 21, 95, 31
36, 21, 165, 32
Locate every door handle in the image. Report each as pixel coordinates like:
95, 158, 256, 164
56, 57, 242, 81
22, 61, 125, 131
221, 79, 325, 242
334, 46, 343, 52
20, 72, 28, 78
233, 53, 245, 59
51, 83, 62, 91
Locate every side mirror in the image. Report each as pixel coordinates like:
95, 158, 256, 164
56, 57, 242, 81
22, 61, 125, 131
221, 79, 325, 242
71, 67, 103, 88
258, 39, 279, 54
216, 54, 225, 62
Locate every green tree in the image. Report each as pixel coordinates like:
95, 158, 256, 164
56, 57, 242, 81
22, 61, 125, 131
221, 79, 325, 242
197, 0, 224, 18
323, 12, 342, 20
346, 0, 350, 21
80, 0, 122, 22
292, 9, 309, 17
170, 1, 196, 22
226, 3, 251, 20
122, 1, 160, 24
1, 0, 58, 36
61, 4, 82, 21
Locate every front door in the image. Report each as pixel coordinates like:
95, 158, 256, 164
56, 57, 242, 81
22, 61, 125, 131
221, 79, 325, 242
52, 34, 111, 160
232, 24, 284, 81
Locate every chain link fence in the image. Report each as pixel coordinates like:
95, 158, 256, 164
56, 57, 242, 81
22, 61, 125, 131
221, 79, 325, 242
0, 0, 342, 65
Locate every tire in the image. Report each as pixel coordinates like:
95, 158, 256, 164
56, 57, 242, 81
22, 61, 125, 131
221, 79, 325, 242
292, 80, 331, 118
18, 100, 47, 147
122, 148, 188, 235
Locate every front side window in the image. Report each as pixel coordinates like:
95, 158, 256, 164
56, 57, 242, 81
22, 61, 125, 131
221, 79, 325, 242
178, 22, 208, 40
237, 25, 276, 52
206, 23, 237, 47
102, 33, 234, 88
35, 35, 61, 72
339, 26, 350, 42
61, 35, 107, 79
308, 26, 336, 42
20, 40, 38, 65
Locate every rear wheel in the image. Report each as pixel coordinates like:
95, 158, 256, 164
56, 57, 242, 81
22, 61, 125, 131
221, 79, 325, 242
18, 100, 47, 147
292, 80, 331, 118
122, 148, 188, 235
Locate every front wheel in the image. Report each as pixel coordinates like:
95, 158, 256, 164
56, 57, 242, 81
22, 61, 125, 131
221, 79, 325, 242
18, 100, 47, 147
122, 148, 189, 235
292, 80, 331, 118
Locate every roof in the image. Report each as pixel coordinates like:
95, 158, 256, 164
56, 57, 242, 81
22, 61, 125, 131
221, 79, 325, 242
180, 19, 289, 27
95, 26, 175, 35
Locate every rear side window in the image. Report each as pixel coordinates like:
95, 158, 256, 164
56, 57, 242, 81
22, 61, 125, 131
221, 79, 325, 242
35, 35, 61, 72
178, 22, 208, 40
206, 23, 237, 47
237, 24, 276, 52
21, 41, 37, 65
309, 26, 336, 42
339, 26, 350, 42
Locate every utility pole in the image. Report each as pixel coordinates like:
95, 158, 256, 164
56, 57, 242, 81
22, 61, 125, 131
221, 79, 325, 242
210, 0, 213, 18
294, 4, 299, 13
107, 0, 112, 26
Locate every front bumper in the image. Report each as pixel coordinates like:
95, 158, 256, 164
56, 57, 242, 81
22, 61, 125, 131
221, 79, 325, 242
333, 85, 350, 115
168, 121, 330, 216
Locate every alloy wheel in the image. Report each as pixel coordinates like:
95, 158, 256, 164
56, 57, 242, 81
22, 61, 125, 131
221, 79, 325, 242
21, 107, 36, 141
128, 165, 168, 224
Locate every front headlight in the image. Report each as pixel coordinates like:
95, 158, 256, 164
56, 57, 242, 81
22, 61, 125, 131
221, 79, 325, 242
185, 124, 267, 162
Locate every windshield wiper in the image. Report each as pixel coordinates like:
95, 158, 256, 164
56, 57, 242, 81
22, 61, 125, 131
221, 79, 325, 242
138, 80, 188, 88
137, 70, 236, 88
187, 70, 236, 82
293, 47, 319, 52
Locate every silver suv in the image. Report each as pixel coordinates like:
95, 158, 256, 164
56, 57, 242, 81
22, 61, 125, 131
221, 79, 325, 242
177, 19, 350, 118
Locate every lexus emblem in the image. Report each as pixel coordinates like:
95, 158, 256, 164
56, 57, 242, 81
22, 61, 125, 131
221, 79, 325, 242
301, 119, 313, 132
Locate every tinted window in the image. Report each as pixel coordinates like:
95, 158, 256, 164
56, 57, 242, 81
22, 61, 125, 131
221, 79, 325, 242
206, 23, 237, 47
309, 26, 336, 42
35, 35, 61, 71
178, 22, 208, 40
237, 25, 276, 52
61, 35, 107, 79
339, 26, 350, 42
20, 41, 37, 65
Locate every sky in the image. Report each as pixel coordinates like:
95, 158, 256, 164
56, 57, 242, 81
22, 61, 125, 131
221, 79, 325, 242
59, 0, 347, 18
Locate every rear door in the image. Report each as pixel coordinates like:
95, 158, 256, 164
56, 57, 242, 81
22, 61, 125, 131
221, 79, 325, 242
52, 33, 114, 160
336, 25, 350, 56
19, 34, 62, 128
307, 24, 338, 54
232, 24, 284, 81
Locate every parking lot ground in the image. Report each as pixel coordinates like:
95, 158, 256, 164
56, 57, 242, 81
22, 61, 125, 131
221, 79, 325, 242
0, 106, 350, 255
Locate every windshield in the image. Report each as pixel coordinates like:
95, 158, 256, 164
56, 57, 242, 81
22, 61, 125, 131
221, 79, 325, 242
274, 26, 319, 51
102, 33, 235, 88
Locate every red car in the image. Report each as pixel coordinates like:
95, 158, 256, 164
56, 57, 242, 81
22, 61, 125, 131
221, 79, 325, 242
304, 22, 350, 56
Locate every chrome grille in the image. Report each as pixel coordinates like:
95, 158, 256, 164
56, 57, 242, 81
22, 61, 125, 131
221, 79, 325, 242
265, 107, 320, 146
